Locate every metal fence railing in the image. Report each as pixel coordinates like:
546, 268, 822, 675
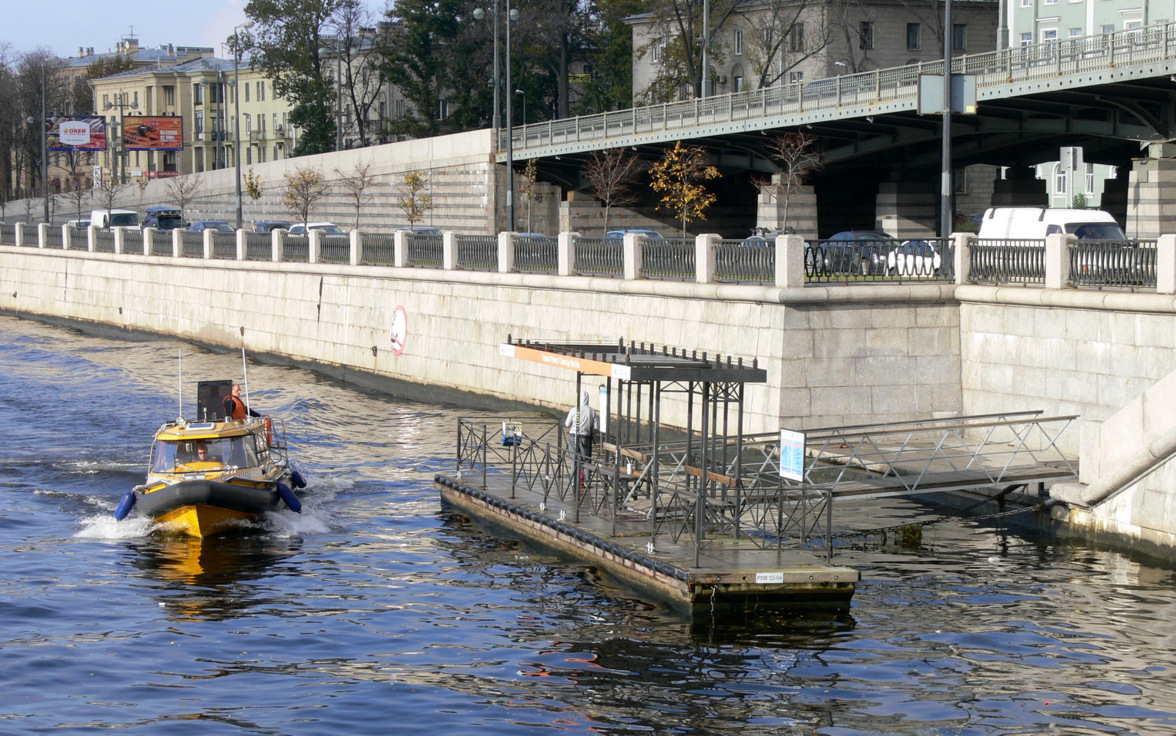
42, 227, 64, 250
361, 233, 396, 265
93, 229, 116, 253
715, 239, 774, 284
514, 235, 558, 274
642, 238, 695, 280
1069, 240, 1157, 289
573, 236, 623, 277
968, 239, 1045, 285
283, 235, 309, 262
150, 232, 174, 257
456, 234, 498, 271
0, 222, 14, 245
245, 233, 271, 261
180, 231, 204, 258
406, 234, 443, 267
121, 228, 144, 255
320, 235, 351, 264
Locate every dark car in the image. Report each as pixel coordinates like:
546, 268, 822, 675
605, 228, 664, 239
254, 221, 291, 234
143, 206, 183, 231
813, 230, 899, 275
188, 220, 236, 233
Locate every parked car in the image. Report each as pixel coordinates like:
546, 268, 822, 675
254, 221, 291, 234
288, 222, 345, 235
887, 240, 943, 277
66, 219, 90, 230
605, 228, 664, 239
393, 226, 442, 236
976, 207, 1125, 240
188, 220, 236, 233
142, 206, 183, 231
90, 209, 139, 229
816, 230, 898, 275
744, 226, 795, 245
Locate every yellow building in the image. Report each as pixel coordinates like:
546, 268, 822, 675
89, 56, 296, 180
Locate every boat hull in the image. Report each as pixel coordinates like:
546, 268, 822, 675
135, 480, 286, 538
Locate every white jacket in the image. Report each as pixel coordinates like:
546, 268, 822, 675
564, 390, 598, 436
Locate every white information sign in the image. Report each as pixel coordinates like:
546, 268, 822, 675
778, 428, 805, 481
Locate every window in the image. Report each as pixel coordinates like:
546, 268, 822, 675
396, 99, 405, 117
789, 70, 804, 84
733, 72, 744, 92
1054, 163, 1067, 194
734, 29, 743, 56
194, 84, 203, 105
244, 113, 251, 133
652, 36, 667, 62
246, 147, 252, 165
273, 113, 279, 132
259, 146, 266, 163
788, 24, 804, 52
954, 168, 967, 195
195, 111, 204, 136
1085, 164, 1095, 194
1101, 24, 1115, 35
952, 24, 966, 51
1070, 28, 1083, 39
907, 23, 920, 50
1041, 29, 1058, 43
438, 100, 449, 119
163, 86, 175, 106
1020, 32, 1033, 46
260, 81, 265, 101
133, 91, 138, 107
859, 22, 874, 50
244, 83, 249, 102
1020, 0, 1030, 7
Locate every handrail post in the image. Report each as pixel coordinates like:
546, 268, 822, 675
953, 232, 975, 285
695, 233, 719, 284
236, 228, 247, 261
497, 231, 516, 273
271, 228, 284, 262
171, 227, 182, 257
622, 233, 644, 280
350, 229, 362, 266
557, 231, 575, 276
202, 228, 213, 259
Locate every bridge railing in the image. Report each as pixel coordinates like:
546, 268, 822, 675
501, 22, 1176, 155
5, 223, 1174, 294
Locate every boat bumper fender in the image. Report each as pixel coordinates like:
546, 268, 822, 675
276, 482, 301, 513
291, 469, 307, 489
114, 490, 137, 521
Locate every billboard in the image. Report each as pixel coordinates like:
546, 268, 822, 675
46, 116, 107, 152
123, 116, 184, 151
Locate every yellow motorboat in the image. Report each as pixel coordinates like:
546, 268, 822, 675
115, 379, 305, 538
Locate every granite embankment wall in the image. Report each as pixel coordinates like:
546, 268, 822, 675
3, 246, 1176, 556
0, 246, 961, 437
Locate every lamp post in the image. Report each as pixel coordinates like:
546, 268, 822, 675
335, 37, 343, 151
473, 2, 517, 231
103, 92, 138, 184
940, 0, 953, 237
233, 21, 254, 230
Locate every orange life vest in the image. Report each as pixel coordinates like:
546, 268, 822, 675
226, 394, 247, 420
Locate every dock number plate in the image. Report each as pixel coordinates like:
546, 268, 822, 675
756, 572, 785, 584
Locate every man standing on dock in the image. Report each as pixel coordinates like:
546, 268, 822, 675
565, 389, 599, 460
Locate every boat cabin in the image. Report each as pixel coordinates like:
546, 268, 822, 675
151, 423, 268, 474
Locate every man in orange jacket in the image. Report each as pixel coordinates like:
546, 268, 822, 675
223, 383, 262, 420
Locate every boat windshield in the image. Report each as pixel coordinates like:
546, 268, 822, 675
152, 435, 261, 472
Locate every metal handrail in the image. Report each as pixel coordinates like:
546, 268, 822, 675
501, 23, 1176, 155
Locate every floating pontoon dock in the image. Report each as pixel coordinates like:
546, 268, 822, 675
435, 338, 1078, 618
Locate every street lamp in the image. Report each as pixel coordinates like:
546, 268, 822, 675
472, 2, 518, 231
233, 21, 254, 230
103, 92, 138, 184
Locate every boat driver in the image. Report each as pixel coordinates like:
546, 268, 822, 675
223, 383, 262, 421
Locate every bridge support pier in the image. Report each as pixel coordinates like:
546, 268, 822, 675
1127, 145, 1176, 238
990, 167, 1047, 208
756, 180, 816, 239
875, 181, 937, 239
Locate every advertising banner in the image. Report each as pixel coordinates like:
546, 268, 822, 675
123, 116, 184, 151
46, 116, 107, 151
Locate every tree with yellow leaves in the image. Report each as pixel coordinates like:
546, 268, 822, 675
649, 141, 720, 238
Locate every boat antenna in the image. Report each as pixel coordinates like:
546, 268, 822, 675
240, 346, 250, 418
177, 349, 183, 420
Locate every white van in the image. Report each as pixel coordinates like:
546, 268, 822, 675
90, 209, 140, 229
977, 207, 1125, 240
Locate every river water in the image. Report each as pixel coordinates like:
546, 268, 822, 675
2, 313, 1175, 735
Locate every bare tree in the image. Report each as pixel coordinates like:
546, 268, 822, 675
757, 131, 822, 231
518, 159, 539, 233
334, 159, 376, 230
165, 173, 205, 224
332, 1, 386, 147
636, 0, 741, 103
740, 2, 836, 89
583, 148, 643, 235
282, 165, 330, 225
65, 172, 89, 221
92, 174, 132, 224
396, 171, 433, 227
